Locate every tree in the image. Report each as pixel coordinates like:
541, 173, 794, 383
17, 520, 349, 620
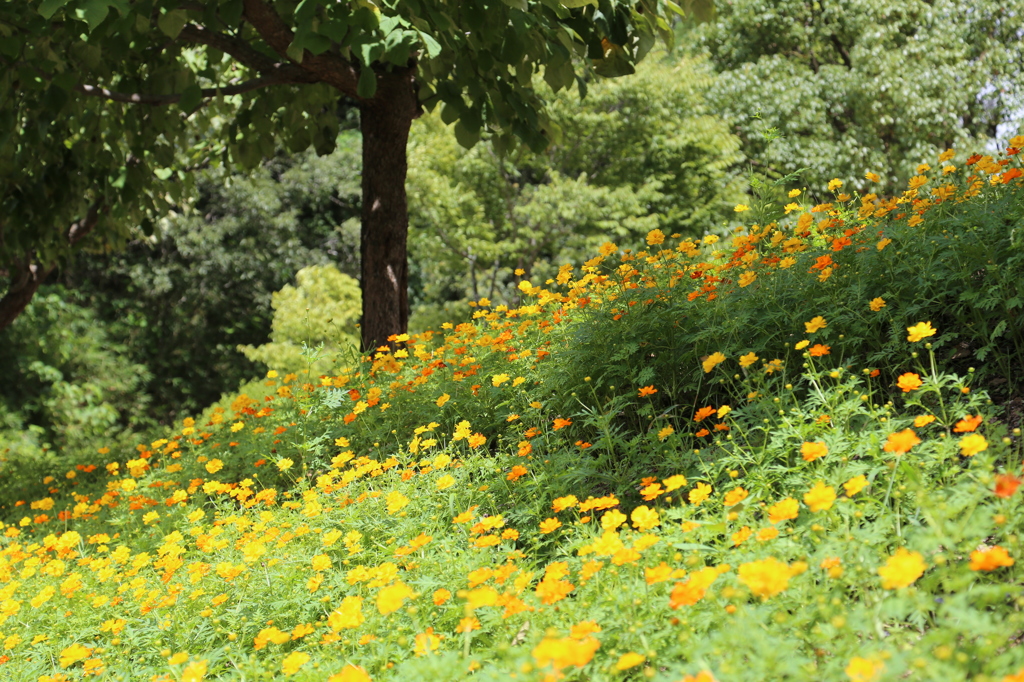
404, 52, 744, 324
694, 0, 1024, 195
1, 0, 690, 349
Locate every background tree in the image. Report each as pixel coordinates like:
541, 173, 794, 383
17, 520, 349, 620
1, 0, 690, 349
71, 137, 362, 420
695, 0, 1024, 194
405, 52, 745, 327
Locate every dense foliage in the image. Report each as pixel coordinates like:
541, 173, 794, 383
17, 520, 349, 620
1, 140, 1023, 680
698, 0, 1024, 194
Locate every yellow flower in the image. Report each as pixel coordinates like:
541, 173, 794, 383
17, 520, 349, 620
230, 421, 244, 433
491, 373, 510, 387
327, 665, 372, 682
282, 651, 310, 676
738, 557, 794, 599
646, 229, 666, 245
827, 178, 843, 191
435, 474, 456, 491
329, 596, 365, 630
601, 509, 627, 531
960, 433, 988, 456
913, 415, 936, 428
435, 393, 450, 407
738, 271, 757, 287
311, 554, 332, 572
616, 653, 646, 671
906, 321, 937, 342
657, 425, 674, 441
734, 204, 750, 212
865, 172, 880, 183
768, 498, 799, 524
869, 297, 886, 311
376, 582, 414, 614
794, 339, 810, 350
630, 505, 660, 531
878, 548, 926, 589
803, 481, 836, 512
702, 352, 726, 373
689, 483, 712, 505
59, 643, 92, 668
539, 517, 562, 534
738, 352, 759, 368
788, 188, 802, 198
805, 316, 827, 333
181, 660, 209, 682
663, 475, 687, 492
386, 491, 409, 514
846, 656, 885, 682
277, 458, 294, 471
844, 475, 868, 497
883, 429, 920, 455
204, 459, 223, 474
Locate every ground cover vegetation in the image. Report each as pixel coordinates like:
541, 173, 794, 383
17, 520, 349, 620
1, 139, 1024, 680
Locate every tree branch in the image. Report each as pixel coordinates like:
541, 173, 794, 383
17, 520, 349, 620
67, 201, 103, 246
241, 0, 362, 98
178, 22, 283, 74
74, 69, 316, 106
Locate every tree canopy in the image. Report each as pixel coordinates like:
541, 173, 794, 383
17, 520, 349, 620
1, 0, 691, 347
697, 0, 1024, 193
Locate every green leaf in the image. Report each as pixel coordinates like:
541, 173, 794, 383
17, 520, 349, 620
179, 83, 203, 112
157, 9, 188, 39
78, 0, 112, 31
221, 0, 244, 26
356, 67, 377, 99
418, 31, 442, 59
500, 0, 528, 10
454, 118, 480, 148
38, 0, 73, 19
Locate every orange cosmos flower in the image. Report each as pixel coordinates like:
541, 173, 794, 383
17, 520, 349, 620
808, 344, 830, 357
801, 441, 828, 462
552, 418, 572, 430
693, 406, 716, 421
883, 429, 920, 455
638, 385, 657, 397
896, 372, 922, 392
953, 414, 983, 432
539, 518, 562, 534
767, 498, 799, 524
969, 545, 1014, 571
995, 474, 1022, 498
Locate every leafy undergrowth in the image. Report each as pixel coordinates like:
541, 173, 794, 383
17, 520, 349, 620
2, 142, 1024, 681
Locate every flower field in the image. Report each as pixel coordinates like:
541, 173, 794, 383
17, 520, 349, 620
2, 140, 1024, 681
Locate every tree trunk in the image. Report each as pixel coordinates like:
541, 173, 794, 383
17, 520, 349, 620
0, 261, 52, 333
357, 69, 417, 351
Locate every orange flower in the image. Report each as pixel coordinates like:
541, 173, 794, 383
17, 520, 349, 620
995, 474, 1022, 498
953, 414, 983, 432
552, 418, 572, 430
638, 385, 658, 397
896, 372, 922, 392
883, 429, 920, 455
693, 406, 717, 421
801, 441, 828, 462
913, 415, 936, 427
969, 545, 1014, 572
539, 518, 562, 534
723, 487, 749, 507
506, 465, 528, 481
808, 344, 830, 357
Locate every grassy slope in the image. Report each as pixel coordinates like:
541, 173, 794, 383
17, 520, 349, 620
1, 147, 1024, 681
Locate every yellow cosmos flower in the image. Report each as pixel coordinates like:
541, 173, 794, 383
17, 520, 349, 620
738, 557, 794, 599
906, 321, 937, 342
878, 548, 926, 589
616, 653, 646, 671
869, 297, 886, 311
803, 481, 836, 512
689, 482, 712, 505
734, 204, 750, 212
702, 352, 726, 373
630, 505, 660, 531
844, 475, 868, 497
282, 651, 310, 676
960, 433, 988, 456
